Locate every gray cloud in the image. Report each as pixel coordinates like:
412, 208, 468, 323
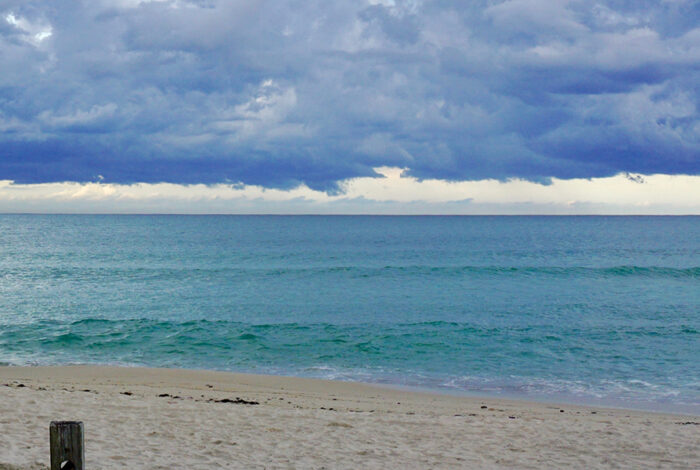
0, 0, 698, 189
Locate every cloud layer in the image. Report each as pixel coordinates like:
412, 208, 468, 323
1, 168, 699, 215
1, 0, 698, 190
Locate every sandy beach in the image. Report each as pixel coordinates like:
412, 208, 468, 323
0, 366, 697, 469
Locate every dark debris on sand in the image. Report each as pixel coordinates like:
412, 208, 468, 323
210, 397, 259, 405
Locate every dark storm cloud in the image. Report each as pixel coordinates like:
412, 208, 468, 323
0, 0, 698, 189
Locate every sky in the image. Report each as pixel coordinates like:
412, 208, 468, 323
0, 0, 698, 214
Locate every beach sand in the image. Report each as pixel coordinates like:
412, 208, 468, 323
0, 366, 697, 469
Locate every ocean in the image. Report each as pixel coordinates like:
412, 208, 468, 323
0, 215, 698, 413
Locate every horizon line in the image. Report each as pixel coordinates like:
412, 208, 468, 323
1, 213, 699, 217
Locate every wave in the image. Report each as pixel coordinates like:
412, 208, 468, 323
2, 265, 698, 281
1, 317, 697, 411
222, 264, 700, 279
1, 318, 696, 369
5, 317, 698, 336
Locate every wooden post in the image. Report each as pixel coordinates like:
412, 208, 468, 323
49, 421, 84, 470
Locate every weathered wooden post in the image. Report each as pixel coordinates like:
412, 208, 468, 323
49, 421, 84, 470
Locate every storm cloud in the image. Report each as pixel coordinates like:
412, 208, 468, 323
1, 0, 698, 190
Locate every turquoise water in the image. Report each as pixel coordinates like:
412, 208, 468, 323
1, 215, 698, 413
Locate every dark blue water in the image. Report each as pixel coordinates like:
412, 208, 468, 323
1, 215, 698, 413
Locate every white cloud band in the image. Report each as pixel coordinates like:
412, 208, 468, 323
1, 168, 698, 214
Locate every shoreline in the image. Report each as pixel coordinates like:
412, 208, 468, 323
3, 362, 696, 416
368, 381, 700, 417
1, 365, 698, 469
